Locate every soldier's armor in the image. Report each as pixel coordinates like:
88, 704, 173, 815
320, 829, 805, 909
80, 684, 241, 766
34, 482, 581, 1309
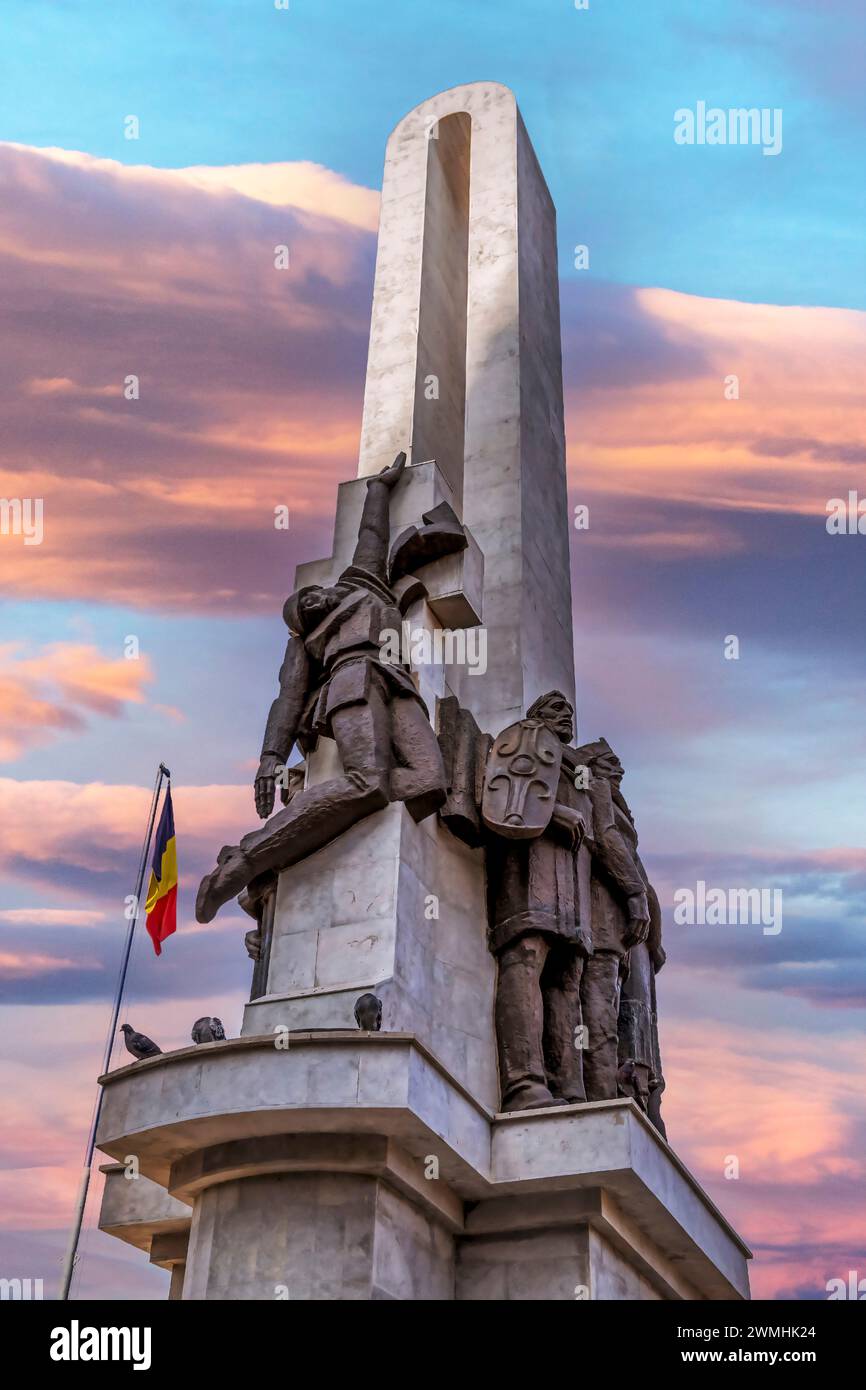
296, 573, 423, 740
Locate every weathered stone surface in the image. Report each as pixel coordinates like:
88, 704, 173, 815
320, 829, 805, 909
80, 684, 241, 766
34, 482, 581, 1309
243, 802, 499, 1112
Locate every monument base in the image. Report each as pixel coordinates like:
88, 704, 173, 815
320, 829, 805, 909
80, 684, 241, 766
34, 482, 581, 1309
96, 1034, 750, 1300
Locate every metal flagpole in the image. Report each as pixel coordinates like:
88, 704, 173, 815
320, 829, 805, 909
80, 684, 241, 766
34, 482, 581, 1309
58, 761, 171, 1302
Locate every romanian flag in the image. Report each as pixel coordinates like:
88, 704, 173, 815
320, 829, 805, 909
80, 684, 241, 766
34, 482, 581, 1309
145, 786, 177, 956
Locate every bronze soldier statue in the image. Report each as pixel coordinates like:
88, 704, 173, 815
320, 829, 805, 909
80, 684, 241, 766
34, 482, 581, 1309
448, 700, 666, 1127
196, 452, 447, 922
482, 691, 592, 1112
575, 738, 665, 1127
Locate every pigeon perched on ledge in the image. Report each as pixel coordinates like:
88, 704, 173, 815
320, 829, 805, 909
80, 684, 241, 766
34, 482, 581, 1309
353, 993, 382, 1032
119, 1023, 162, 1060
191, 1016, 226, 1045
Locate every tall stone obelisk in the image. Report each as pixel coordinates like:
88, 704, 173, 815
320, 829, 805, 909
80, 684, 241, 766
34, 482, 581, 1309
238, 83, 576, 1113
94, 85, 751, 1301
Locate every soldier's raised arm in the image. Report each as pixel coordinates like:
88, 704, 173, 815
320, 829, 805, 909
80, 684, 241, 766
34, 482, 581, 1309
255, 635, 309, 819
351, 452, 406, 579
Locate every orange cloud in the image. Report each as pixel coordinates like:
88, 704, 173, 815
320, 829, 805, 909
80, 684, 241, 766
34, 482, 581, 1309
4, 142, 862, 611
0, 778, 250, 879
664, 1018, 864, 1184
0, 950, 88, 979
0, 991, 245, 1230
564, 286, 866, 551
661, 1014, 866, 1294
0, 141, 372, 611
0, 908, 106, 926
0, 642, 153, 759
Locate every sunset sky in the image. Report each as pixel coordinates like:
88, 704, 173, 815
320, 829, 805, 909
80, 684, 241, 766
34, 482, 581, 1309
1, 0, 864, 1301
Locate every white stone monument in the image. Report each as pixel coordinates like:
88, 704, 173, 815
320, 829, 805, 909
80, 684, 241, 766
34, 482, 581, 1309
95, 83, 751, 1301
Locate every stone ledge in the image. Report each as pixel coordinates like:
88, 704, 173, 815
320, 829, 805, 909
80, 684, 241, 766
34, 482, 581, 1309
492, 1097, 752, 1299
97, 1163, 191, 1253
97, 1033, 492, 1194
95, 1033, 750, 1299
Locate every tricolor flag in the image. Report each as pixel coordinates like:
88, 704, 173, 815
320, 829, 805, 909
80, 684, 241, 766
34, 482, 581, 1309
144, 786, 177, 956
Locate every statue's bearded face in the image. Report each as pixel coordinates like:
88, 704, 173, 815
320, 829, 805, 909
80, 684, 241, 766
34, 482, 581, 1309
537, 695, 574, 744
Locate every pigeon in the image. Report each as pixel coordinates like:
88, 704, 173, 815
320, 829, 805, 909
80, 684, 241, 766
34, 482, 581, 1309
119, 1023, 162, 1061
353, 993, 382, 1032
191, 1016, 226, 1045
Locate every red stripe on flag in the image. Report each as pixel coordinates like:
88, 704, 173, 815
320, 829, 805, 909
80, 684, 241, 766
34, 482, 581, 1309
146, 883, 177, 957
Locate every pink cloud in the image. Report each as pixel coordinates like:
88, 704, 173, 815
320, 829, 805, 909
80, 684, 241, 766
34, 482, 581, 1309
3, 142, 862, 614
664, 1019, 865, 1183
660, 1015, 866, 1296
0, 992, 245, 1234
0, 908, 107, 926
0, 141, 374, 611
0, 777, 250, 885
564, 286, 866, 551
0, 951, 87, 978
0, 642, 153, 759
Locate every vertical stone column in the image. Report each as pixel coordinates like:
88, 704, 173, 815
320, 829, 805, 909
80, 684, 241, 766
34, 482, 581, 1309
358, 82, 575, 732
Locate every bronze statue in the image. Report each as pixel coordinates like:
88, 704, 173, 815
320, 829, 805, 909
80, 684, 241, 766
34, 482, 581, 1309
437, 697, 667, 1131
482, 691, 592, 1112
196, 452, 447, 923
574, 738, 665, 1129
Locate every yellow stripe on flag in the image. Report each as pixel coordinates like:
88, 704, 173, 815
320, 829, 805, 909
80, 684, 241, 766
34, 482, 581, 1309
145, 835, 178, 914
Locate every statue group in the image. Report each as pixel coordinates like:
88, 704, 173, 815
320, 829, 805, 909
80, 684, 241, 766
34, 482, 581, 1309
472, 694, 665, 1128
196, 455, 666, 1133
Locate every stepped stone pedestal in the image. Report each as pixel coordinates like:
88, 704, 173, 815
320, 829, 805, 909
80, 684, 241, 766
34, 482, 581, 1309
96, 1035, 750, 1300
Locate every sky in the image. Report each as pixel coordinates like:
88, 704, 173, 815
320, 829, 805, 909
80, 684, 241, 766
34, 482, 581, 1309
0, 0, 864, 1302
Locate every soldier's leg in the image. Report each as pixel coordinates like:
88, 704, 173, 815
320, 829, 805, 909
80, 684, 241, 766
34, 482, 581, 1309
541, 944, 587, 1104
580, 949, 623, 1101
495, 933, 560, 1112
196, 688, 392, 922
389, 695, 447, 822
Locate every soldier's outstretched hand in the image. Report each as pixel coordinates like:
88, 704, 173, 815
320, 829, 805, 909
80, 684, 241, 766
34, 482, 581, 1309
373, 451, 407, 489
